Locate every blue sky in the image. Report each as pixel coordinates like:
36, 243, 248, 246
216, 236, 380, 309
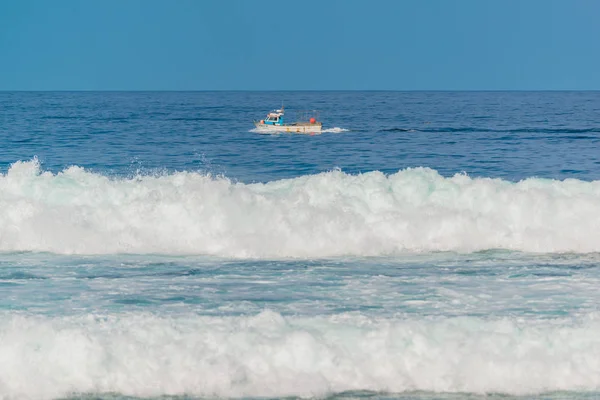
1, 0, 599, 90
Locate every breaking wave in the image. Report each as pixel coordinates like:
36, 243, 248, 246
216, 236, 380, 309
2, 311, 600, 399
2, 159, 600, 257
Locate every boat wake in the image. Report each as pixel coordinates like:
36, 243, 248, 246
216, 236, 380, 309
321, 127, 349, 133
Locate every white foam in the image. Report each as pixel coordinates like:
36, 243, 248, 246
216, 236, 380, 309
321, 127, 349, 133
2, 159, 600, 257
2, 311, 600, 399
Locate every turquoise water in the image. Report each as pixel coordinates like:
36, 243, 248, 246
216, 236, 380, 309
1, 92, 600, 399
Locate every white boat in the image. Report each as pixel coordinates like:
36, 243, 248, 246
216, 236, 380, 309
254, 106, 322, 133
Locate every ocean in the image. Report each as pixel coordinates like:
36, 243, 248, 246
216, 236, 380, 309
1, 91, 600, 400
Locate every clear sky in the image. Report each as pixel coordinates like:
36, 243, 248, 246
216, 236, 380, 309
1, 0, 599, 90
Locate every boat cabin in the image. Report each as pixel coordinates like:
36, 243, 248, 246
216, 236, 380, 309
263, 109, 284, 126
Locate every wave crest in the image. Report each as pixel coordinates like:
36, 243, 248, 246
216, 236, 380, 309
2, 159, 600, 257
2, 311, 600, 399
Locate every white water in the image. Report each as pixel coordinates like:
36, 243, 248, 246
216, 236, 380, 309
1, 310, 600, 399
321, 127, 349, 133
2, 159, 600, 257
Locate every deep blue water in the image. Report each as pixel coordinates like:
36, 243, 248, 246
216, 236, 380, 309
2, 91, 600, 181
1, 91, 600, 400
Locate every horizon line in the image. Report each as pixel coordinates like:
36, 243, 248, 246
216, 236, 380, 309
1, 89, 600, 93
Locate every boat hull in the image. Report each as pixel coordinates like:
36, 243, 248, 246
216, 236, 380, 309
254, 122, 322, 134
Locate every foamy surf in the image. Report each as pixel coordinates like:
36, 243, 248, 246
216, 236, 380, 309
2, 159, 600, 257
2, 310, 600, 399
